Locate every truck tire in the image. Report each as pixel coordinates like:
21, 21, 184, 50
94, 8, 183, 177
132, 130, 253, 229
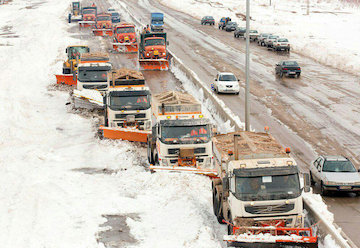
212, 186, 224, 224
227, 212, 233, 235
147, 139, 154, 164
321, 182, 328, 196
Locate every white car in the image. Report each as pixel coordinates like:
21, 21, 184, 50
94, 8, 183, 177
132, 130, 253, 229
310, 155, 360, 196
213, 72, 240, 94
264, 35, 279, 48
244, 30, 259, 41
273, 38, 290, 52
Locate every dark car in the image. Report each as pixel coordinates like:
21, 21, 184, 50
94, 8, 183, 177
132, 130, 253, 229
111, 12, 121, 23
201, 16, 215, 25
275, 61, 301, 78
218, 17, 231, 30
234, 27, 246, 38
225, 21, 237, 32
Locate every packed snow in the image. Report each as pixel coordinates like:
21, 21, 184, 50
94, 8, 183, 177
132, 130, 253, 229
157, 0, 360, 76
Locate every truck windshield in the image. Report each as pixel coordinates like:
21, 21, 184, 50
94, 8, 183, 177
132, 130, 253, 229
109, 95, 150, 110
117, 27, 135, 33
78, 69, 108, 82
145, 39, 165, 46
160, 125, 210, 144
97, 16, 110, 21
235, 174, 301, 201
68, 47, 88, 59
83, 10, 95, 14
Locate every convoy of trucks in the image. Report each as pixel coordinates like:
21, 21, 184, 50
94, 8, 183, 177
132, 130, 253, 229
58, 7, 319, 247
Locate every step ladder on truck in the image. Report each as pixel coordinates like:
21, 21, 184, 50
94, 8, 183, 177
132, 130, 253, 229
212, 131, 318, 247
147, 91, 217, 177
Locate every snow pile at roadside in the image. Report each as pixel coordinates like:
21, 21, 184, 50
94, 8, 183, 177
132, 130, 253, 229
158, 0, 360, 76
0, 1, 224, 248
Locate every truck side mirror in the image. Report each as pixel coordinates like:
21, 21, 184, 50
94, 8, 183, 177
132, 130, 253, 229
66, 48, 68, 53
215, 78, 217, 81
166, 41, 169, 45
358, 168, 360, 172
87, 47, 90, 52
222, 177, 229, 192
103, 96, 106, 105
303, 173, 311, 193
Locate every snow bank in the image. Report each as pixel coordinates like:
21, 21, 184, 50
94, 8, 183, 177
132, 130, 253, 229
158, 0, 360, 76
0, 1, 224, 248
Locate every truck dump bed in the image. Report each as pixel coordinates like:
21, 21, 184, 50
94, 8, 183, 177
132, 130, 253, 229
213, 131, 290, 162
109, 68, 145, 86
80, 52, 109, 63
152, 91, 201, 117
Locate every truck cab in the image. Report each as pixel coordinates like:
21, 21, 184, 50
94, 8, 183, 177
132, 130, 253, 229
77, 53, 112, 92
150, 12, 164, 32
141, 34, 167, 59
94, 13, 112, 29
148, 91, 213, 172
212, 131, 311, 235
81, 7, 97, 22
104, 69, 151, 131
112, 23, 138, 52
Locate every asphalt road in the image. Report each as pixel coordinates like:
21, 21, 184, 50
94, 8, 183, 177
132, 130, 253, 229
73, 0, 360, 246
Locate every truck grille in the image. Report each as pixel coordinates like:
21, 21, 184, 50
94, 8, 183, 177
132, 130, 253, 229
245, 204, 295, 215
83, 84, 107, 89
115, 113, 146, 119
168, 147, 206, 155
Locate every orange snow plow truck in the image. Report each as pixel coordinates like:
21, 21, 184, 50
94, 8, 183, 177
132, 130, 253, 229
139, 32, 169, 70
147, 91, 217, 177
98, 68, 152, 142
92, 13, 113, 36
55, 45, 90, 86
112, 23, 138, 53
212, 131, 318, 248
79, 6, 97, 28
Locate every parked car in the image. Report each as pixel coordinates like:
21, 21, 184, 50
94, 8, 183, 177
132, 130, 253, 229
245, 30, 259, 41
258, 33, 272, 46
213, 72, 240, 94
234, 27, 246, 38
111, 12, 121, 23
273, 38, 290, 52
310, 155, 360, 196
275, 61, 301, 78
225, 21, 237, 32
201, 16, 215, 25
265, 35, 279, 48
218, 17, 231, 30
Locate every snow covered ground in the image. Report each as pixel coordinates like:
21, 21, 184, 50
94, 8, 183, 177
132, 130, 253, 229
157, 0, 360, 76
0, 1, 223, 247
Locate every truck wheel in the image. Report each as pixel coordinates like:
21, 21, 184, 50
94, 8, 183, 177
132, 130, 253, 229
321, 182, 328, 196
147, 139, 154, 164
212, 187, 224, 223
310, 172, 315, 185
227, 212, 233, 235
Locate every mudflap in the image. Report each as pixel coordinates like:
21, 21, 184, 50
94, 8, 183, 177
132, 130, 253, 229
139, 59, 169, 71
79, 21, 94, 28
55, 74, 77, 86
99, 125, 150, 143
112, 43, 138, 53
92, 29, 113, 37
149, 165, 218, 178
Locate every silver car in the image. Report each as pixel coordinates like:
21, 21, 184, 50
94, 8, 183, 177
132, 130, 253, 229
310, 155, 360, 196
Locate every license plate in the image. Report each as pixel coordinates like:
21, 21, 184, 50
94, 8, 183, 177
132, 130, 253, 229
289, 71, 295, 74
154, 50, 159, 55
340, 186, 352, 190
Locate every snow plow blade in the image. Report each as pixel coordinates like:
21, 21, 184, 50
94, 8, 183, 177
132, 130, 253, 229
99, 125, 150, 143
139, 59, 169, 70
79, 21, 95, 28
149, 165, 218, 178
112, 43, 138, 53
224, 225, 318, 248
55, 74, 77, 86
92, 29, 113, 36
